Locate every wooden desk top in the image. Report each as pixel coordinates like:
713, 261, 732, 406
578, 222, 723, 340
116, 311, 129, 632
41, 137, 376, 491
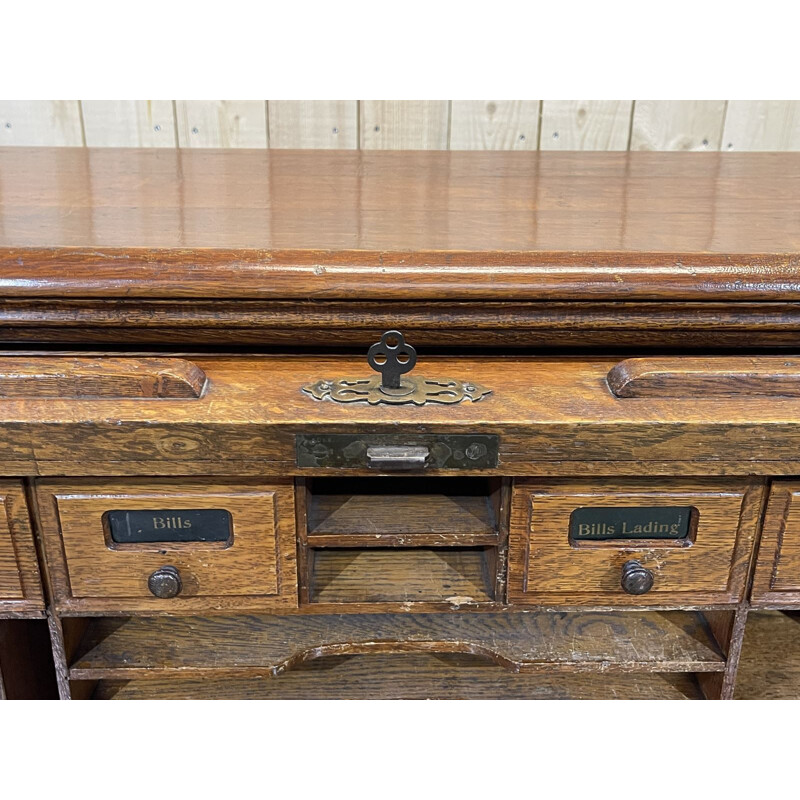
0, 147, 798, 300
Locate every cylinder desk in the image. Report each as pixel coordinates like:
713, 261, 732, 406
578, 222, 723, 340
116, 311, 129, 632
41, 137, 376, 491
0, 146, 799, 699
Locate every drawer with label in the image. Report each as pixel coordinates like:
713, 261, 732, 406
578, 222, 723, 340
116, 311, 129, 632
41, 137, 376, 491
36, 479, 298, 613
508, 479, 764, 606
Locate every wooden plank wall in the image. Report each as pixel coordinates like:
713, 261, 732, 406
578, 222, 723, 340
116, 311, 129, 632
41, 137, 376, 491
1, 101, 799, 151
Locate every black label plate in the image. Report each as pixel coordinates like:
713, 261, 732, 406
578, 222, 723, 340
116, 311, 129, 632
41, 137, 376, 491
106, 509, 232, 544
569, 506, 694, 541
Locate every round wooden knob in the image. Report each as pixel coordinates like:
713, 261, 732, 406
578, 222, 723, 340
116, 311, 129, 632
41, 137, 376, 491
147, 566, 182, 599
620, 560, 654, 595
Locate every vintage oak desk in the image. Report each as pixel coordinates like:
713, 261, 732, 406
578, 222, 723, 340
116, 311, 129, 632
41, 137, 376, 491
1, 147, 799, 699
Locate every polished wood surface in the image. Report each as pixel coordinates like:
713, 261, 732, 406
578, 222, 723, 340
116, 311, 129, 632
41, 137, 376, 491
608, 357, 800, 398
1, 148, 800, 301
509, 479, 764, 607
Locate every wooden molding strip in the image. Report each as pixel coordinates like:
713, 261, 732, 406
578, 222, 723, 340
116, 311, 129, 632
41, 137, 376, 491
608, 357, 800, 398
0, 357, 207, 399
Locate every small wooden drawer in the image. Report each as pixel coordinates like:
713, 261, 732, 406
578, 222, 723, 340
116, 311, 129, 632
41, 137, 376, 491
0, 480, 43, 613
36, 479, 297, 613
508, 479, 764, 606
751, 481, 800, 606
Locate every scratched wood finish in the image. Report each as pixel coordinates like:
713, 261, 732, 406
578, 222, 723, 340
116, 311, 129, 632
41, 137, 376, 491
607, 356, 800, 398
508, 479, 764, 606
67, 610, 724, 679
734, 612, 800, 698
309, 548, 495, 605
90, 654, 705, 700
2, 149, 800, 303
0, 480, 44, 615
36, 479, 298, 613
307, 479, 497, 542
751, 481, 800, 606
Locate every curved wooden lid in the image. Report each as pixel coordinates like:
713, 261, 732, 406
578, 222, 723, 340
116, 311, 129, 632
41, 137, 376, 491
0, 148, 799, 301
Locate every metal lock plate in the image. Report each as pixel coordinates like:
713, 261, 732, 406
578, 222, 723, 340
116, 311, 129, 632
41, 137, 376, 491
296, 434, 499, 470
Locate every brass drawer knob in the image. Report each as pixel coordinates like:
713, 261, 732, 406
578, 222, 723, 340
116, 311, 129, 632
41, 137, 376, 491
148, 566, 182, 599
620, 560, 654, 595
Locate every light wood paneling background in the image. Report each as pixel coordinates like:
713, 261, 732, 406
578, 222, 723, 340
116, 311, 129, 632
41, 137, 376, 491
1, 101, 799, 151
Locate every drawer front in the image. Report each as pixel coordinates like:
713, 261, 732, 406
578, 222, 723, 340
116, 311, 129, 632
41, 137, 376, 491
752, 481, 800, 605
508, 479, 763, 606
37, 479, 297, 612
0, 481, 42, 609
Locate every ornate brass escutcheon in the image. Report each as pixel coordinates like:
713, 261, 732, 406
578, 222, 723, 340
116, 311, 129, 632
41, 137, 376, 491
302, 330, 491, 406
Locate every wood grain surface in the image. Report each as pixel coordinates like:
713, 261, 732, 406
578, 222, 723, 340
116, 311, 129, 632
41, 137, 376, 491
1, 149, 800, 301
734, 611, 800, 698
508, 479, 764, 606
309, 548, 495, 605
36, 479, 297, 613
751, 481, 800, 605
0, 356, 797, 478
67, 610, 724, 678
0, 480, 44, 615
0, 356, 206, 398
608, 356, 800, 397
90, 653, 705, 700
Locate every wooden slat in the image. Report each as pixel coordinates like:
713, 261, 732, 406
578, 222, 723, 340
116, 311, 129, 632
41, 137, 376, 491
91, 654, 704, 699
631, 100, 727, 151
81, 101, 176, 147
310, 548, 494, 604
722, 101, 800, 152
308, 492, 495, 538
449, 101, 539, 150
540, 100, 632, 151
69, 610, 725, 679
268, 101, 357, 149
0, 101, 83, 146
0, 356, 207, 398
360, 101, 449, 149
608, 356, 800, 398
735, 611, 800, 698
175, 101, 267, 148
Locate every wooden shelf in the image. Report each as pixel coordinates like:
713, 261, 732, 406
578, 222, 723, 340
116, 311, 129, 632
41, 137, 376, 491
306, 478, 498, 547
68, 610, 726, 680
309, 547, 496, 604
90, 654, 705, 699
735, 611, 800, 699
